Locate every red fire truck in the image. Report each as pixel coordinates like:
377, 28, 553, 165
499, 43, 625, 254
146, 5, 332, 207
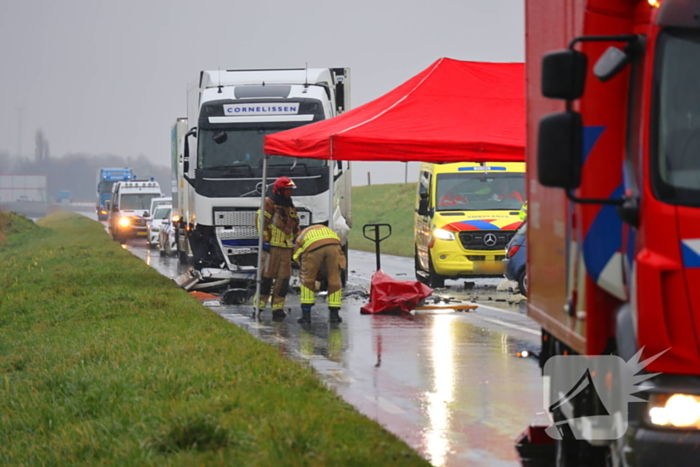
523, 0, 700, 465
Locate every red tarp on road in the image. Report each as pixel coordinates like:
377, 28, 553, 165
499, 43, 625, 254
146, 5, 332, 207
360, 270, 434, 314
264, 58, 525, 163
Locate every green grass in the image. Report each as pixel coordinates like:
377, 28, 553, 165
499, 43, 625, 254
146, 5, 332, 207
0, 211, 429, 466
349, 183, 416, 258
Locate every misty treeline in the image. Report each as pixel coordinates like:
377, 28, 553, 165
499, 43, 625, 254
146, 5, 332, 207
0, 130, 171, 203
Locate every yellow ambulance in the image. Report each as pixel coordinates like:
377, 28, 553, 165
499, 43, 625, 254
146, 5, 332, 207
414, 162, 526, 287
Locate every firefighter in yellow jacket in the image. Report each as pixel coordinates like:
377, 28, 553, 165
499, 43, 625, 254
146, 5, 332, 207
257, 176, 300, 319
293, 224, 347, 323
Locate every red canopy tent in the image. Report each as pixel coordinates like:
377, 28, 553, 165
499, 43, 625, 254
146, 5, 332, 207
255, 58, 525, 316
263, 57, 525, 162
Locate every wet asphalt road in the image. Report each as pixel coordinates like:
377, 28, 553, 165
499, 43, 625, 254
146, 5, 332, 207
104, 222, 547, 467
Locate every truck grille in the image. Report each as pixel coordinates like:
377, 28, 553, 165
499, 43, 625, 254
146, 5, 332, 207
458, 230, 513, 251
216, 226, 258, 239
214, 210, 256, 226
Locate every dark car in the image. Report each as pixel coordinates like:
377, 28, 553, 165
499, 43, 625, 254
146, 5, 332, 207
505, 221, 527, 295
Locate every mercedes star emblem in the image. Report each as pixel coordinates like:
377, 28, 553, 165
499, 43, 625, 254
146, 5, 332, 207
483, 233, 498, 247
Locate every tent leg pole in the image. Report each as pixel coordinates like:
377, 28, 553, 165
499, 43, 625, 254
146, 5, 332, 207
328, 159, 334, 230
254, 155, 269, 320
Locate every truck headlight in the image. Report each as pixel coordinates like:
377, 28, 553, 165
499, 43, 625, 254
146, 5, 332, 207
648, 393, 700, 428
118, 217, 131, 227
433, 228, 455, 241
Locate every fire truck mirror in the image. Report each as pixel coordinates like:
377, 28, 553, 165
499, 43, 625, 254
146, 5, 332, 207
537, 111, 583, 190
593, 46, 630, 82
541, 49, 587, 100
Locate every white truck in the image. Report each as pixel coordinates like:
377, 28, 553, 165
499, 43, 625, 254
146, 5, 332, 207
108, 179, 162, 243
174, 67, 352, 290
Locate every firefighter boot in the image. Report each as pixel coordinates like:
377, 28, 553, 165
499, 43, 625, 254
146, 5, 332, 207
271, 302, 286, 321
329, 307, 342, 323
297, 305, 312, 324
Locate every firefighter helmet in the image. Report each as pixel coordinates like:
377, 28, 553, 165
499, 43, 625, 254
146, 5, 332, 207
273, 176, 296, 194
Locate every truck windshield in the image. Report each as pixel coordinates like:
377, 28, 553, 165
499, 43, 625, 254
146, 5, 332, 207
197, 127, 326, 169
120, 194, 159, 210
653, 29, 700, 206
435, 173, 525, 212
98, 181, 115, 194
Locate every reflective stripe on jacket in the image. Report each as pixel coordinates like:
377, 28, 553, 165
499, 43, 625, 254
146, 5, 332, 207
293, 225, 341, 262
257, 196, 300, 248
519, 201, 528, 221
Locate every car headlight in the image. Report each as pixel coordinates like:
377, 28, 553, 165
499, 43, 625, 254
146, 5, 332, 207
648, 393, 700, 428
118, 217, 131, 227
171, 214, 180, 223
432, 228, 455, 241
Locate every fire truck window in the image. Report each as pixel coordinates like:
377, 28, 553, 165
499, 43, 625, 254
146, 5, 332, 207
655, 29, 700, 204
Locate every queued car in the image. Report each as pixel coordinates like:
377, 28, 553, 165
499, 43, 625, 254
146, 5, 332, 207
147, 204, 172, 248
505, 221, 527, 295
158, 215, 176, 256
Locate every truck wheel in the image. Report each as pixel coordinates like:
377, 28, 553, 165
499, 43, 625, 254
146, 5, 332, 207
517, 269, 527, 296
428, 253, 445, 288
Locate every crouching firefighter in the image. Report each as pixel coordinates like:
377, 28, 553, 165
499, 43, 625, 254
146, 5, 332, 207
293, 224, 347, 323
256, 176, 300, 319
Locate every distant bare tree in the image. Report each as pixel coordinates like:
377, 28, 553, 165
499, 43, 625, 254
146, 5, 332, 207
35, 129, 50, 164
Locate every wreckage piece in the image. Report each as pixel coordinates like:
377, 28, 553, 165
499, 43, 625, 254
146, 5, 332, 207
360, 270, 434, 314
413, 303, 477, 312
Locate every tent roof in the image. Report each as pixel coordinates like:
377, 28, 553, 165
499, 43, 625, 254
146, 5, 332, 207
263, 58, 525, 163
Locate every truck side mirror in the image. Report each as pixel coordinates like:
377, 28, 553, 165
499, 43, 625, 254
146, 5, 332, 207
183, 128, 197, 174
538, 111, 583, 189
418, 198, 430, 216
593, 46, 630, 82
541, 50, 587, 100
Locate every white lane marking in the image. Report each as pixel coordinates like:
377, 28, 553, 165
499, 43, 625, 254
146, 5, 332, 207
477, 316, 540, 336
365, 396, 406, 414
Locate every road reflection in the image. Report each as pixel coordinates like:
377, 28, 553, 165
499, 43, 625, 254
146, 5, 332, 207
425, 316, 454, 466
121, 236, 545, 467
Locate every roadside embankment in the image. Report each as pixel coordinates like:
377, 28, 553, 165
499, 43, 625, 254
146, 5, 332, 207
349, 183, 415, 258
0, 211, 429, 466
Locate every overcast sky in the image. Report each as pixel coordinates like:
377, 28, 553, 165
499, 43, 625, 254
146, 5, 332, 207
0, 0, 524, 185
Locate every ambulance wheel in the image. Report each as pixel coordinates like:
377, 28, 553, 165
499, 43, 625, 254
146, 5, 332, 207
428, 253, 445, 288
517, 269, 527, 296
415, 247, 427, 283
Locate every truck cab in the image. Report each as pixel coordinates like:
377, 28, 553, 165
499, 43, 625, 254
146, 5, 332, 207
414, 161, 526, 287
176, 67, 351, 289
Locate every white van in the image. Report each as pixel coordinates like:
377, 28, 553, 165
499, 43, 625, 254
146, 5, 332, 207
149, 197, 172, 217
147, 204, 172, 248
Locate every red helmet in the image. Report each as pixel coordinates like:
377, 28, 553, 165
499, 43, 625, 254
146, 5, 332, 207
273, 176, 296, 194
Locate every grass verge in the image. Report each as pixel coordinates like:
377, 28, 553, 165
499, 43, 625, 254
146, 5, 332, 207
349, 183, 415, 258
0, 211, 429, 466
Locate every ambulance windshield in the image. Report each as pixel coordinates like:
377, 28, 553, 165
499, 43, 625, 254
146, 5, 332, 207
435, 173, 525, 212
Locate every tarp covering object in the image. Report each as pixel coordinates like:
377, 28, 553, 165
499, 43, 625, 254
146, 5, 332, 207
360, 270, 434, 314
264, 57, 525, 163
